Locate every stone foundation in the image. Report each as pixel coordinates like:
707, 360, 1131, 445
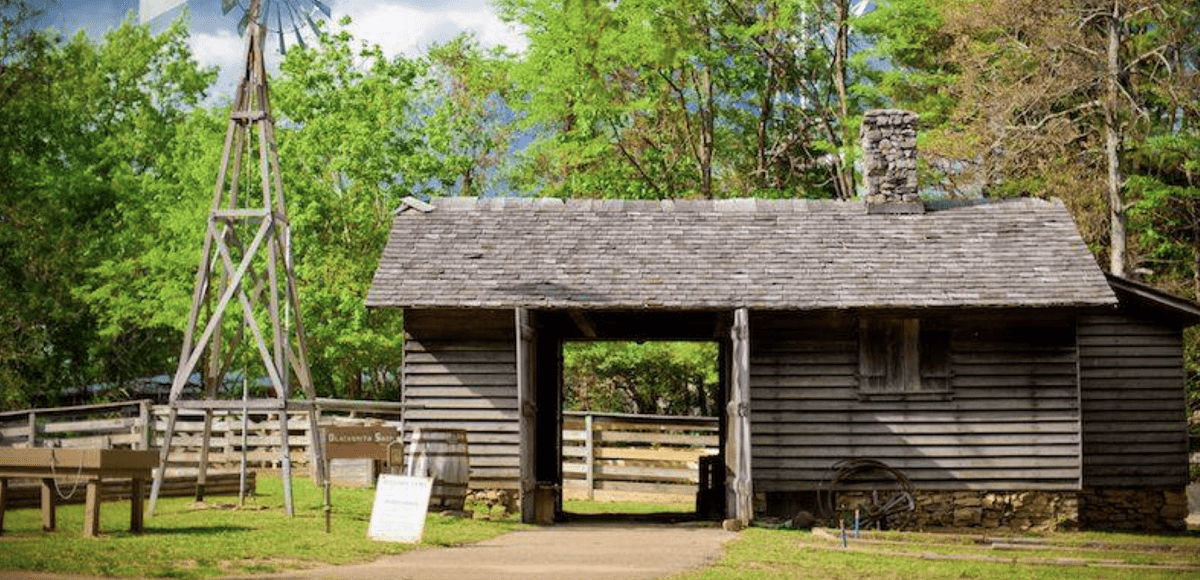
1079, 487, 1187, 533
466, 488, 519, 514
833, 489, 1079, 532
770, 486, 1187, 533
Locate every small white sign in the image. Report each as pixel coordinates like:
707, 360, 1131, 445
367, 475, 433, 543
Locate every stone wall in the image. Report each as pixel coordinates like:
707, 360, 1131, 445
1079, 487, 1188, 533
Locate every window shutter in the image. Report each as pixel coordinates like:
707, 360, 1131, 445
858, 319, 888, 392
919, 328, 952, 392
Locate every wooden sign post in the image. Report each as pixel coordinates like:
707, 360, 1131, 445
321, 426, 401, 533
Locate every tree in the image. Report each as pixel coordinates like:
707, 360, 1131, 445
270, 19, 433, 400
498, 0, 878, 200
2, 14, 215, 409
424, 34, 522, 197
563, 342, 718, 415
874, 0, 1195, 275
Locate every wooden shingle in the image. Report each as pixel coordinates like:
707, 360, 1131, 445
366, 197, 1116, 310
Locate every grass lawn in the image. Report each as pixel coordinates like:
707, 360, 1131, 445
6, 481, 1199, 580
563, 497, 694, 514
0, 475, 525, 579
671, 527, 1200, 580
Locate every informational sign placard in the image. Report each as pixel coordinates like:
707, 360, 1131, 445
367, 474, 433, 543
325, 425, 399, 461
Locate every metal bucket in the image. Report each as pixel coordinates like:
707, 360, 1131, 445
406, 428, 469, 511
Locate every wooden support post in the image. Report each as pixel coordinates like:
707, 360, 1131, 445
196, 408, 214, 501
0, 477, 7, 535
584, 414, 595, 501
27, 412, 36, 448
40, 478, 55, 531
279, 411, 295, 516
138, 401, 151, 450
515, 308, 537, 523
130, 478, 145, 534
148, 406, 180, 517
726, 307, 752, 525
83, 479, 101, 537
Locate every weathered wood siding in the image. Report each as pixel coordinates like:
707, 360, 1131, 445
403, 309, 519, 489
751, 311, 1081, 492
1078, 313, 1188, 487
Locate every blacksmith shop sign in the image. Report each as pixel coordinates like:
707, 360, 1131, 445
324, 425, 399, 461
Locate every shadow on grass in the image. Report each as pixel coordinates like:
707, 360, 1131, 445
141, 525, 253, 536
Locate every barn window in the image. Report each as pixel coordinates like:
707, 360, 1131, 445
858, 318, 951, 399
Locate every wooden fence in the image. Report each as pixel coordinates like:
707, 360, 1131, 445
2, 402, 719, 498
0, 399, 403, 476
563, 411, 719, 498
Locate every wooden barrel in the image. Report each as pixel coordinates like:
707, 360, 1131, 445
407, 428, 469, 511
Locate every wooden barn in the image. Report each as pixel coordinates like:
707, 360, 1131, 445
366, 111, 1197, 531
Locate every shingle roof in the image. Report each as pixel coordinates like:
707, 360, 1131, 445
366, 197, 1117, 310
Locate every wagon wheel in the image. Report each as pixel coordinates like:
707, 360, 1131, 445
863, 481, 915, 530
822, 458, 915, 531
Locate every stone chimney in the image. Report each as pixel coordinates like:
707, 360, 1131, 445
861, 109, 922, 214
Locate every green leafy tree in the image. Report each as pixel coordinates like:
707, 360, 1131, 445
564, 342, 718, 416
270, 19, 433, 400
2, 14, 215, 409
499, 0, 876, 200
424, 33, 522, 197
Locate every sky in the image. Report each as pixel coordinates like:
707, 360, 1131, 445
34, 0, 527, 98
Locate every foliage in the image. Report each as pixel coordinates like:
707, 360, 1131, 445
563, 341, 718, 415
1, 13, 216, 409
497, 0, 875, 199
423, 33, 523, 197
270, 18, 434, 400
3, 0, 1200, 417
0, 475, 524, 579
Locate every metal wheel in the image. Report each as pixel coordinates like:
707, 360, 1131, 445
820, 458, 915, 530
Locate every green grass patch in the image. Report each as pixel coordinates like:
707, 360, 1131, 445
670, 527, 1200, 580
563, 497, 694, 514
0, 475, 524, 579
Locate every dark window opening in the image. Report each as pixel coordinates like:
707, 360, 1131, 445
858, 318, 952, 400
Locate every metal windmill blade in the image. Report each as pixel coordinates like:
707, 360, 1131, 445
141, 0, 330, 54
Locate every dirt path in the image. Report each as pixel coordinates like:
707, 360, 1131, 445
0, 523, 736, 580
226, 523, 736, 580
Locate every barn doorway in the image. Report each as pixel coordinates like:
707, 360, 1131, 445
516, 309, 738, 524
559, 340, 721, 522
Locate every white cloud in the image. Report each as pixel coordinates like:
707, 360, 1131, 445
174, 1, 527, 98
337, 1, 527, 58
186, 27, 249, 100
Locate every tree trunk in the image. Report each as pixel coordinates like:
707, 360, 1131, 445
833, 0, 856, 200
1105, 0, 1126, 276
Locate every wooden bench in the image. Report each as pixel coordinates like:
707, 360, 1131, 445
0, 448, 158, 537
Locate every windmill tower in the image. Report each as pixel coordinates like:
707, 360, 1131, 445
143, 0, 329, 517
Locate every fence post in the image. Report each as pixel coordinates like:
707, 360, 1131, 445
27, 412, 36, 448
584, 413, 595, 501
138, 401, 151, 450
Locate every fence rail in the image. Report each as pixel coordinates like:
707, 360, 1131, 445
0, 400, 403, 476
563, 411, 719, 498
3, 402, 718, 498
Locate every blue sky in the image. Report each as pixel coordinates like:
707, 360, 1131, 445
34, 1, 526, 97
